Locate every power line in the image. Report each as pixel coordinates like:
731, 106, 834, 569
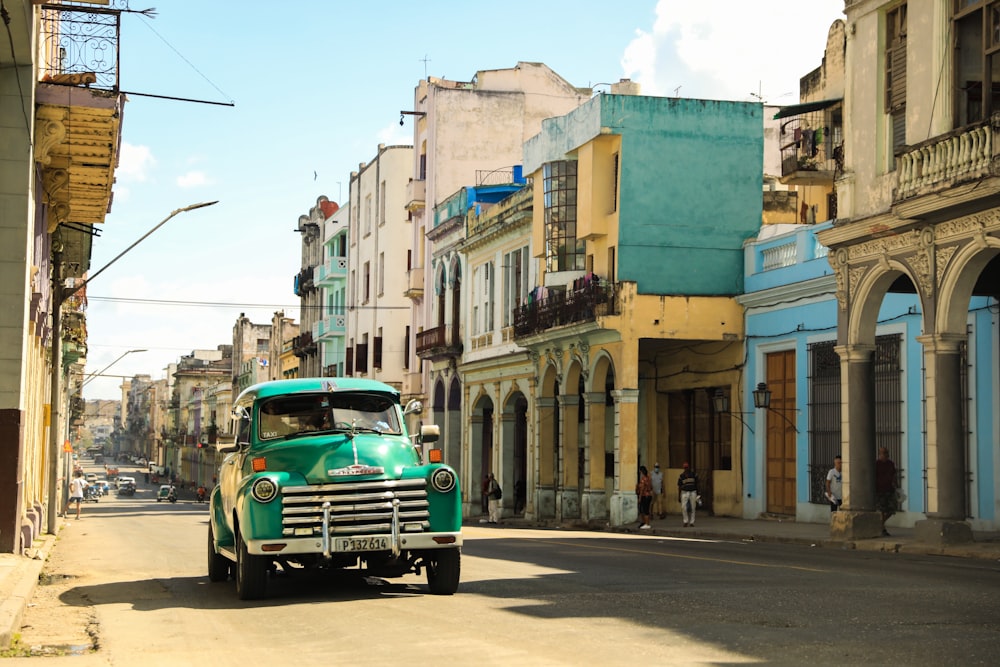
87, 296, 410, 310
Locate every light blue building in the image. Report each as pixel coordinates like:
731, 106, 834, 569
739, 221, 998, 530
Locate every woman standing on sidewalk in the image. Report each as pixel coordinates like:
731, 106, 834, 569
636, 466, 653, 529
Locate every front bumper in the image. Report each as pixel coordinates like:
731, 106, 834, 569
245, 531, 462, 556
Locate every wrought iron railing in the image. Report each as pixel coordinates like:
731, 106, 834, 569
513, 281, 619, 337
39, 2, 125, 91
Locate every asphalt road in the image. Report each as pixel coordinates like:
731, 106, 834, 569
12, 462, 1000, 666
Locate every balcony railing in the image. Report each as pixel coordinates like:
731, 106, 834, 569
415, 325, 463, 360
406, 178, 426, 211
316, 256, 347, 285
467, 186, 532, 239
895, 117, 998, 203
39, 2, 123, 91
513, 280, 619, 338
404, 267, 423, 299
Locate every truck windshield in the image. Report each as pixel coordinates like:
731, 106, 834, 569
258, 392, 401, 441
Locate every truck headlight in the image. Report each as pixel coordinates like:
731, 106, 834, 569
251, 477, 278, 503
430, 468, 456, 493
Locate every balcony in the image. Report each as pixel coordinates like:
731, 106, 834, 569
293, 266, 315, 296
743, 221, 833, 294
404, 267, 424, 299
894, 117, 999, 204
513, 281, 619, 338
774, 99, 843, 186
406, 178, 426, 211
292, 332, 316, 358
315, 313, 346, 339
415, 325, 463, 361
466, 185, 532, 239
316, 256, 347, 286
34, 2, 125, 257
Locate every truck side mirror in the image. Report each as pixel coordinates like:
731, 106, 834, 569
420, 424, 440, 443
403, 399, 423, 416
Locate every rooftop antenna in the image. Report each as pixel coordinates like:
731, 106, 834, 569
673, 85, 682, 97
420, 54, 431, 79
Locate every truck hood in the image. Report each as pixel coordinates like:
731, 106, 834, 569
255, 433, 420, 482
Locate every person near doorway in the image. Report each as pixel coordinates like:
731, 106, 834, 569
481, 475, 490, 515
650, 463, 665, 519
636, 465, 653, 529
825, 455, 843, 512
875, 447, 898, 536
487, 473, 502, 524
65, 469, 87, 519
678, 463, 699, 527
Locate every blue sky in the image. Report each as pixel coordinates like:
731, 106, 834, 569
82, 0, 845, 399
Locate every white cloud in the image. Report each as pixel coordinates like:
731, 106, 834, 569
623, 0, 845, 103
376, 121, 413, 147
117, 142, 155, 182
176, 171, 211, 188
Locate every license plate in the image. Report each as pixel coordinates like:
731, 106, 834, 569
336, 536, 389, 552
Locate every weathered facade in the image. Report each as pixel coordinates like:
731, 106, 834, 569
0, 1, 126, 552
818, 1, 1000, 541
406, 63, 591, 515
345, 145, 413, 390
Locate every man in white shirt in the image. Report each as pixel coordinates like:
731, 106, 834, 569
65, 470, 87, 519
825, 455, 843, 511
650, 463, 665, 520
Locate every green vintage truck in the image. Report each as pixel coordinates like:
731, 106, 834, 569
207, 378, 462, 600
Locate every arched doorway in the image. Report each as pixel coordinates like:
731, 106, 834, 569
503, 392, 528, 515
470, 394, 494, 517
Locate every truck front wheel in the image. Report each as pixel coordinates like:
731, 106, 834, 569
426, 547, 460, 595
235, 529, 268, 600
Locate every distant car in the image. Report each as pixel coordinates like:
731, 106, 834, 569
85, 473, 98, 483
96, 479, 111, 495
116, 476, 136, 489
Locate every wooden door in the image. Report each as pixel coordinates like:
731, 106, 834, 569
765, 350, 797, 515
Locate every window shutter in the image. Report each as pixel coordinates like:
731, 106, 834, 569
889, 42, 907, 111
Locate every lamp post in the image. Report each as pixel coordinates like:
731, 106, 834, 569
46, 201, 218, 533
80, 348, 147, 388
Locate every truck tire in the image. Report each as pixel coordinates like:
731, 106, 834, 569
235, 529, 268, 600
426, 547, 460, 595
207, 524, 230, 583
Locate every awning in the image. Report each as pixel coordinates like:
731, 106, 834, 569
772, 98, 842, 119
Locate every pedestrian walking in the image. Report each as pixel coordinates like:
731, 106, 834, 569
636, 465, 653, 529
677, 463, 699, 527
487, 473, 503, 524
875, 447, 898, 536
650, 462, 665, 519
65, 470, 86, 519
825, 455, 843, 511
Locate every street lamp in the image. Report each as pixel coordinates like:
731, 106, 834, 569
47, 201, 218, 533
752, 382, 799, 433
80, 348, 147, 388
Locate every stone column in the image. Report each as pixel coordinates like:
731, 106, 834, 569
609, 388, 639, 527
831, 344, 881, 539
534, 396, 557, 519
558, 393, 580, 519
914, 333, 973, 544
582, 392, 608, 520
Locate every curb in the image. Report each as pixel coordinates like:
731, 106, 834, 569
0, 528, 57, 650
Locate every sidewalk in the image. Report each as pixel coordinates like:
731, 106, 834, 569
475, 512, 1000, 561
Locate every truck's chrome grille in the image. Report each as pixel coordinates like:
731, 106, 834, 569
281, 478, 429, 536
